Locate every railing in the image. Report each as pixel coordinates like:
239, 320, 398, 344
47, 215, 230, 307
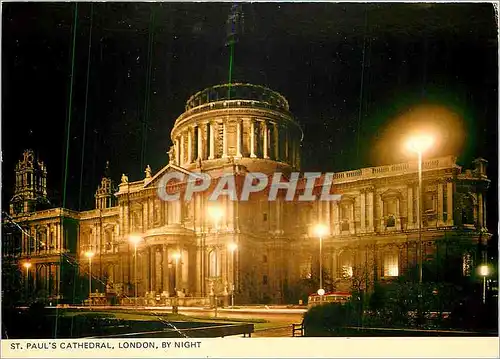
174, 99, 295, 130
185, 83, 289, 111
331, 156, 457, 184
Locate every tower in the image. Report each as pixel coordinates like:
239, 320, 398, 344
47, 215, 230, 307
95, 161, 116, 209
10, 149, 49, 215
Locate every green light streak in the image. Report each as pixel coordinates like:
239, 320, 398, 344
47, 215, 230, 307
227, 38, 235, 99
55, 2, 78, 339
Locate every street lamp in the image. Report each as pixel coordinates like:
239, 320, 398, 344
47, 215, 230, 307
129, 234, 142, 308
228, 243, 238, 308
314, 224, 328, 303
479, 264, 489, 304
23, 262, 32, 302
208, 205, 224, 318
84, 251, 95, 307
406, 134, 434, 284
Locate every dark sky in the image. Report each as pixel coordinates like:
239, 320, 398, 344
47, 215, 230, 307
2, 2, 498, 230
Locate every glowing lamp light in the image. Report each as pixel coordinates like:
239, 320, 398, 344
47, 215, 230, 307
317, 288, 325, 296
314, 223, 328, 238
208, 206, 224, 221
479, 265, 489, 277
129, 234, 142, 246
23, 262, 32, 269
406, 134, 434, 154
228, 243, 238, 252
84, 251, 95, 259
172, 252, 181, 261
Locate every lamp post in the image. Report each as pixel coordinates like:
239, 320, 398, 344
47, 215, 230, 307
129, 235, 142, 308
84, 251, 95, 307
23, 262, 32, 302
314, 224, 328, 303
479, 265, 489, 304
406, 134, 434, 284
228, 242, 238, 308
208, 205, 224, 318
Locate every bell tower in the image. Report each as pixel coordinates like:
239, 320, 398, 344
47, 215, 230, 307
95, 161, 116, 209
10, 149, 49, 215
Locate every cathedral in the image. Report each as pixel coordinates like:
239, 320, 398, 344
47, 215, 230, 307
4, 83, 491, 305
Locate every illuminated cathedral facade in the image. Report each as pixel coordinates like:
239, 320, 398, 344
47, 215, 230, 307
4, 83, 491, 305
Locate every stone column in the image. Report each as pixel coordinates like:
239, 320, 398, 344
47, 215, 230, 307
367, 190, 374, 232
142, 202, 148, 232
196, 244, 203, 296
333, 201, 340, 235
437, 182, 444, 226
446, 181, 453, 225
57, 223, 62, 251
332, 249, 338, 279
197, 125, 203, 160
162, 244, 169, 294
407, 185, 413, 229
378, 194, 384, 230
187, 128, 193, 163
209, 122, 215, 159
478, 193, 484, 228
175, 138, 180, 165
350, 202, 356, 234
222, 122, 228, 158
396, 199, 401, 230
250, 120, 256, 158
236, 119, 242, 157
360, 190, 366, 233
263, 122, 269, 159
150, 246, 156, 293
180, 133, 185, 166
273, 123, 279, 160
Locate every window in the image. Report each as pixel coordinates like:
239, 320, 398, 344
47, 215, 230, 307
263, 255, 268, 263
462, 253, 473, 276
424, 192, 436, 212
383, 253, 399, 277
341, 220, 350, 232
263, 213, 268, 222
386, 215, 395, 228
263, 275, 268, 285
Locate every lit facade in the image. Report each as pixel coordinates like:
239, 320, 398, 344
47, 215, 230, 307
4, 83, 491, 304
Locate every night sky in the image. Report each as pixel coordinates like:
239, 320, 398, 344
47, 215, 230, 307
2, 3, 498, 231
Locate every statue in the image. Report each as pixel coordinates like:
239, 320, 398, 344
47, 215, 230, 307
145, 165, 152, 178
121, 173, 128, 184
168, 146, 176, 165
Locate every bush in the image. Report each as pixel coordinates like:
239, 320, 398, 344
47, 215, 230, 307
303, 302, 362, 336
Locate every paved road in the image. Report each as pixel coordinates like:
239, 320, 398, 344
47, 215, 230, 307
49, 305, 305, 337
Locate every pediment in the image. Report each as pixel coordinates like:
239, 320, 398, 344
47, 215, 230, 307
380, 189, 403, 199
143, 163, 204, 189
